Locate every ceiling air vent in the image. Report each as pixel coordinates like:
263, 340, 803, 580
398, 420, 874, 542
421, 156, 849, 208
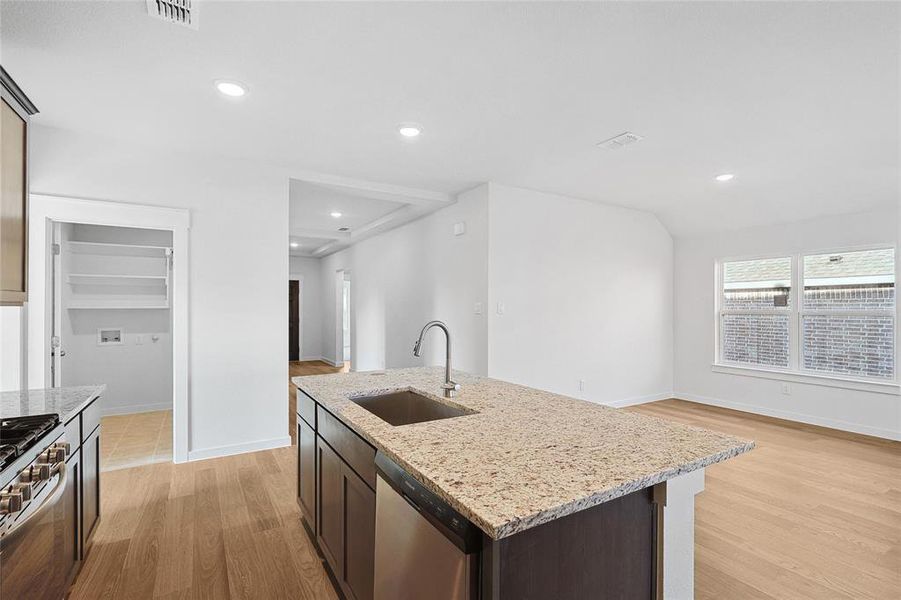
146, 0, 198, 29
597, 132, 643, 150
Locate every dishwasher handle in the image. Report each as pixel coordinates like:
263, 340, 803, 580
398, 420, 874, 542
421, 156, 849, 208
375, 452, 482, 554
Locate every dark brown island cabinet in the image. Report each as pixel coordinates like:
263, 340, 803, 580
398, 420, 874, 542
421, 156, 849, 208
296, 387, 666, 600
0, 66, 38, 307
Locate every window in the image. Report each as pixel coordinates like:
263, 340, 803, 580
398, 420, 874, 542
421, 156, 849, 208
718, 248, 896, 382
720, 256, 792, 368
801, 248, 895, 380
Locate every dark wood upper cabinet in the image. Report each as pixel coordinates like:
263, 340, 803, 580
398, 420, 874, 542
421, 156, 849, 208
0, 66, 38, 306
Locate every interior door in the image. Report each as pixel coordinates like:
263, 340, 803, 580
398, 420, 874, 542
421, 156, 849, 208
50, 221, 64, 386
289, 279, 299, 361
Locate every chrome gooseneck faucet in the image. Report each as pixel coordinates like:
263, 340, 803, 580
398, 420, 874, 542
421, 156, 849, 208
413, 320, 460, 397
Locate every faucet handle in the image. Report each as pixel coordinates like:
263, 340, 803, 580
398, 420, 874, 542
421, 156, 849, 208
441, 381, 461, 397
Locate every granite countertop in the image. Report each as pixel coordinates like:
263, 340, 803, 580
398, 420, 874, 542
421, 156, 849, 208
294, 367, 754, 540
0, 385, 106, 424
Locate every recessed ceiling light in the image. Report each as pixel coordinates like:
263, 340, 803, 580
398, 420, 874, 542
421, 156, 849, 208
330, 211, 342, 218
715, 173, 735, 182
290, 242, 299, 248
215, 80, 247, 97
398, 123, 422, 138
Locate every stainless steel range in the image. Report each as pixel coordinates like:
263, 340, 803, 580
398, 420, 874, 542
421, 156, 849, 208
0, 413, 78, 600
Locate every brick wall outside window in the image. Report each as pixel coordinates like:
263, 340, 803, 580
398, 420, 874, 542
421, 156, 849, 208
721, 313, 789, 367
803, 285, 895, 379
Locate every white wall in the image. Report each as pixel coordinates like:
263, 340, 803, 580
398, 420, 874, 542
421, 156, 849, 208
29, 125, 290, 458
59, 224, 173, 416
289, 256, 323, 360
487, 183, 674, 406
319, 185, 490, 374
674, 208, 900, 439
315, 182, 674, 410
0, 306, 26, 391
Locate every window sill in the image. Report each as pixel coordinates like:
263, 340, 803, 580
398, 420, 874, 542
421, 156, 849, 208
711, 363, 900, 396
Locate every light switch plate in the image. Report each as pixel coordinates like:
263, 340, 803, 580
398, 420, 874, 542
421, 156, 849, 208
453, 221, 466, 236
474, 302, 483, 315
496, 302, 505, 315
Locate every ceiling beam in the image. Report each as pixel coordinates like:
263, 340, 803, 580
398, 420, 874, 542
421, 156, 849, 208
290, 171, 453, 207
290, 228, 351, 241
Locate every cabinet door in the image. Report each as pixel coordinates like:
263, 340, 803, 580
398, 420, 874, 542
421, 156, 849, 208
342, 465, 375, 600
64, 448, 82, 586
0, 98, 27, 304
317, 437, 344, 578
82, 426, 101, 555
297, 418, 316, 528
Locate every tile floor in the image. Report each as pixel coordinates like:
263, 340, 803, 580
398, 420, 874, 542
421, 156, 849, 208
100, 410, 173, 471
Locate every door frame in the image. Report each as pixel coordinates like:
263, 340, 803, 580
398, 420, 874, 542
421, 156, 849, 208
28, 194, 191, 463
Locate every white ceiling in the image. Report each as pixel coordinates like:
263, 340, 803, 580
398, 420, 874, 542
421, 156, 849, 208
2, 1, 898, 236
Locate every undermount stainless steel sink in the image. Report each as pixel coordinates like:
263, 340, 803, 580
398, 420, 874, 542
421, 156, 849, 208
351, 390, 475, 426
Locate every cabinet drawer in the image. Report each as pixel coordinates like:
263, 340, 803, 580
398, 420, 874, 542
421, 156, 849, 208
297, 389, 316, 429
80, 396, 101, 442
316, 406, 376, 490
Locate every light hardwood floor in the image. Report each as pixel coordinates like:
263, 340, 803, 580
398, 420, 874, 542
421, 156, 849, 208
70, 366, 900, 599
101, 410, 173, 472
630, 400, 901, 600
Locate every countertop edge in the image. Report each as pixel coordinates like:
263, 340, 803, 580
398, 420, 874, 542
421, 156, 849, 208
294, 377, 754, 540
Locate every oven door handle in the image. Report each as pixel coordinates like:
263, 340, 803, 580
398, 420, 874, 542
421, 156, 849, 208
4, 462, 68, 537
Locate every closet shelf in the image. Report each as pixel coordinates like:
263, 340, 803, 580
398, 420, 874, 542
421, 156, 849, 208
67, 241, 171, 257
67, 273, 168, 286
67, 301, 169, 310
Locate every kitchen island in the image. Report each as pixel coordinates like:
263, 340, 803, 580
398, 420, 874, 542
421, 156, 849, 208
294, 367, 753, 599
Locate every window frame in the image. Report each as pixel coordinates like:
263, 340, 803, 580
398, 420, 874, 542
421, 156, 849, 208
714, 244, 899, 392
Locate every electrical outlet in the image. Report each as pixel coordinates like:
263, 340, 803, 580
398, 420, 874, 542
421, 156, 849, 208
781, 382, 791, 395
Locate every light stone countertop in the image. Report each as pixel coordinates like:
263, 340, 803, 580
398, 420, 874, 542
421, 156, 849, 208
0, 385, 106, 424
293, 367, 753, 540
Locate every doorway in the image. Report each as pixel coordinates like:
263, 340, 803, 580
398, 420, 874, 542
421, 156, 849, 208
342, 274, 351, 365
51, 222, 174, 471
335, 269, 351, 369
289, 279, 300, 361
28, 194, 190, 463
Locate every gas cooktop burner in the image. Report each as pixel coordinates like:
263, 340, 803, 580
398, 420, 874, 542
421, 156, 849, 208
0, 414, 60, 471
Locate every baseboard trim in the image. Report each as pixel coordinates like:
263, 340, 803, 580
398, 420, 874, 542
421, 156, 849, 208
674, 391, 901, 441
604, 392, 672, 408
187, 436, 292, 462
295, 355, 343, 367
101, 402, 172, 417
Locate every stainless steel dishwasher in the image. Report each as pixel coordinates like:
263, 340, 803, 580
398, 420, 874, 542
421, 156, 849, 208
374, 452, 481, 600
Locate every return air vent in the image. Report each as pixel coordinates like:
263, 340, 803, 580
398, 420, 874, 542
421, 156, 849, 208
146, 0, 198, 29
597, 132, 643, 150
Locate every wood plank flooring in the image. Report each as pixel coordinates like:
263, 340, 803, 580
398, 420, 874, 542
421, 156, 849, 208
629, 400, 901, 600
69, 445, 339, 600
69, 368, 900, 599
